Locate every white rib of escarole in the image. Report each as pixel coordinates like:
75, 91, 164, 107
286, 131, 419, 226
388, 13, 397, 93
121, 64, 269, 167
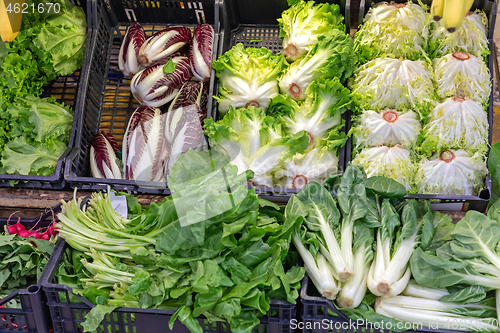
351, 58, 435, 113
416, 149, 487, 195
351, 146, 415, 190
354, 109, 421, 149
434, 52, 491, 104
424, 97, 488, 154
429, 11, 488, 59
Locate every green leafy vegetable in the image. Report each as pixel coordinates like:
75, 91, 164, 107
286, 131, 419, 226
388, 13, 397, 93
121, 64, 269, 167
56, 149, 305, 333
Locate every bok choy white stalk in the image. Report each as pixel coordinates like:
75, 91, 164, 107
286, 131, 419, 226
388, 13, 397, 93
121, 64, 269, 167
337, 223, 373, 308
375, 295, 499, 332
367, 200, 431, 297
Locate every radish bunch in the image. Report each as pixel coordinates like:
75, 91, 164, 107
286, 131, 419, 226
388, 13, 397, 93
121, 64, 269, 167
4, 210, 58, 241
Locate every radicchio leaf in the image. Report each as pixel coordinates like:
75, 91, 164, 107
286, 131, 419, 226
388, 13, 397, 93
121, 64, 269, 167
131, 56, 191, 108
164, 104, 207, 175
189, 24, 214, 82
138, 26, 192, 67
90, 132, 122, 179
168, 81, 208, 123
123, 106, 169, 182
118, 23, 146, 79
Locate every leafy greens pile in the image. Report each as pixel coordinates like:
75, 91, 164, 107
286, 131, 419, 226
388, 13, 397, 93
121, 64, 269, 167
55, 149, 304, 333
0, 0, 86, 176
0, 234, 54, 301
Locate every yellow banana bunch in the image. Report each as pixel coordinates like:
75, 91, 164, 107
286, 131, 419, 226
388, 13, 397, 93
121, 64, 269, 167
434, 0, 474, 32
0, 0, 25, 43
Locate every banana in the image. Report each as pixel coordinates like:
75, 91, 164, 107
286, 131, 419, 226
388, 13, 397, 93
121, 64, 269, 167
462, 0, 474, 17
442, 0, 467, 33
0, 0, 24, 43
430, 0, 445, 21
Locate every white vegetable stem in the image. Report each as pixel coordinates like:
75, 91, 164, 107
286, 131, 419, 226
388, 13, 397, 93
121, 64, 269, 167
367, 229, 416, 296
310, 204, 352, 281
403, 280, 450, 300
337, 243, 370, 308
293, 234, 340, 299
376, 296, 500, 332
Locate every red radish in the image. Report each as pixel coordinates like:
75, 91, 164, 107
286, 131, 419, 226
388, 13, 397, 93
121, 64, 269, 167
40, 233, 50, 241
7, 225, 18, 235
47, 224, 58, 236
13, 219, 25, 233
17, 230, 30, 238
29, 232, 41, 239
1, 304, 5, 321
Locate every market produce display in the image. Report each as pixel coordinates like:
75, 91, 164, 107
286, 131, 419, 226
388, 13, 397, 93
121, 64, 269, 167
56, 149, 304, 333
0, 0, 86, 177
91, 23, 213, 182
350, 1, 490, 195
210, 0, 355, 190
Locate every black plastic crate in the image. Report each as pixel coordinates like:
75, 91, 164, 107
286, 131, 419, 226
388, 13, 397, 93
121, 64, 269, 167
41, 238, 297, 333
0, 1, 91, 190
346, 0, 497, 212
0, 287, 52, 333
63, 0, 219, 194
211, 0, 350, 203
299, 274, 467, 333
0, 206, 62, 333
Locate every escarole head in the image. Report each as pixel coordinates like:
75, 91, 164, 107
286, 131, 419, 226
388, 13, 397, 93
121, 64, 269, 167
355, 109, 421, 149
434, 52, 490, 103
417, 149, 487, 195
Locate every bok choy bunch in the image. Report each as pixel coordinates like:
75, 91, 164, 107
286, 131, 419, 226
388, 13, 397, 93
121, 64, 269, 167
411, 202, 500, 327
354, 2, 430, 64
289, 166, 409, 308
367, 200, 432, 297
375, 295, 499, 332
